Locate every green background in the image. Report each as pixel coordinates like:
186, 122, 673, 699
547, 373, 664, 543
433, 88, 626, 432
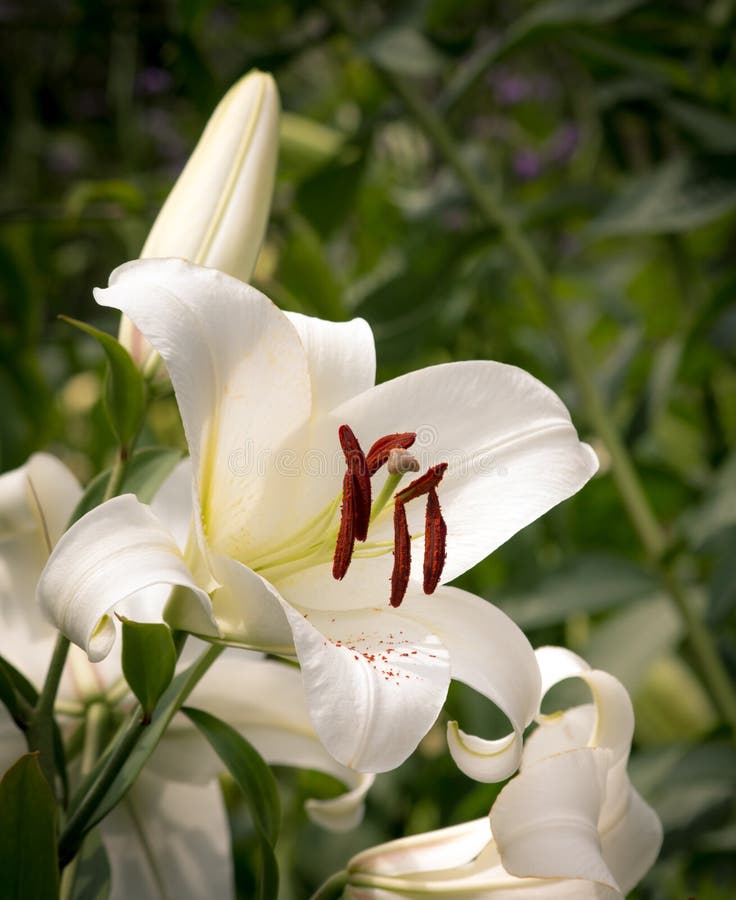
2, 0, 736, 896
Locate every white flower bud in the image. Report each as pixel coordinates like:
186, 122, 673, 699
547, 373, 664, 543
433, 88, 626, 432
120, 70, 280, 365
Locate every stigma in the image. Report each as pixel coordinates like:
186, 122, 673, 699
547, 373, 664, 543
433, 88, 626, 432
332, 425, 448, 608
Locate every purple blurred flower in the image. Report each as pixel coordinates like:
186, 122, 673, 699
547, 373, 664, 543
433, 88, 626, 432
493, 72, 533, 106
512, 150, 542, 181
549, 123, 580, 164
137, 67, 173, 97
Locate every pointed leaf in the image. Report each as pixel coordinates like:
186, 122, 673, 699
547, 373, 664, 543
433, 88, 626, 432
120, 618, 176, 722
61, 316, 146, 445
182, 706, 280, 900
0, 754, 59, 900
0, 656, 68, 799
0, 659, 22, 726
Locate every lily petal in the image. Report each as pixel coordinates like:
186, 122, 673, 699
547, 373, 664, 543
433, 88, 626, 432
0, 453, 81, 679
285, 312, 376, 416
314, 360, 598, 585
101, 770, 233, 900
532, 646, 634, 766
95, 258, 312, 562
147, 651, 373, 831
37, 494, 215, 661
602, 785, 663, 894
349, 818, 492, 878
491, 747, 618, 891
278, 602, 451, 772
402, 586, 541, 783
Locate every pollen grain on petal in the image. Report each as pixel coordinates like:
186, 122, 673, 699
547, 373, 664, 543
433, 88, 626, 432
366, 432, 416, 476
390, 499, 411, 608
423, 487, 447, 594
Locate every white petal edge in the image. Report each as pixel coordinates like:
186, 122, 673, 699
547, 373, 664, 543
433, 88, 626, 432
38, 494, 216, 661
533, 646, 635, 766
349, 817, 492, 878
402, 586, 541, 783
285, 312, 376, 416
491, 747, 618, 890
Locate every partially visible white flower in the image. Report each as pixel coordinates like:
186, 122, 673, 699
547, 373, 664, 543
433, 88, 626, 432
120, 70, 280, 365
344, 647, 662, 899
0, 455, 372, 900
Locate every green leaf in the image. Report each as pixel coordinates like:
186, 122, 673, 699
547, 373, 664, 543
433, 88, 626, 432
0, 656, 68, 800
120, 619, 177, 722
61, 316, 146, 446
496, 554, 656, 629
182, 707, 279, 843
578, 595, 684, 692
586, 159, 736, 238
664, 98, 736, 153
69, 447, 183, 525
364, 27, 445, 77
0, 660, 22, 726
274, 215, 345, 320
182, 706, 280, 900
0, 754, 59, 900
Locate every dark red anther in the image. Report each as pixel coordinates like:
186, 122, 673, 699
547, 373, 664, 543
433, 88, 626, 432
338, 425, 371, 542
333, 469, 355, 580
366, 432, 417, 476
423, 488, 447, 594
390, 500, 411, 607
395, 462, 448, 504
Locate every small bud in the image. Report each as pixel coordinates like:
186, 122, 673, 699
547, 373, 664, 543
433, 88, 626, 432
386, 448, 420, 475
120, 70, 280, 365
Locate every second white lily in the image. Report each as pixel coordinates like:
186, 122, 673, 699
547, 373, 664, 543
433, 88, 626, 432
344, 647, 663, 899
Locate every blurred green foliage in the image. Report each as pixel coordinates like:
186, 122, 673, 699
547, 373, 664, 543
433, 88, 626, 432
2, 0, 736, 896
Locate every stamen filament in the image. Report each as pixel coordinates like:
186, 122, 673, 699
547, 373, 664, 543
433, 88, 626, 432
370, 472, 403, 523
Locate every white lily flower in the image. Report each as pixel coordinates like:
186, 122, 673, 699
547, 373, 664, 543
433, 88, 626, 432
39, 257, 599, 777
0, 454, 372, 900
344, 647, 663, 899
119, 69, 280, 365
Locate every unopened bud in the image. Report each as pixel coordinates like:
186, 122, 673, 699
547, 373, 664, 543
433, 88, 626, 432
120, 70, 280, 365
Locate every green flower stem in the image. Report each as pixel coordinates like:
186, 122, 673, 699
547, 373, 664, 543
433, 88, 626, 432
364, 63, 736, 732
27, 632, 70, 787
59, 702, 109, 900
59, 642, 223, 867
102, 443, 130, 503
310, 870, 348, 900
